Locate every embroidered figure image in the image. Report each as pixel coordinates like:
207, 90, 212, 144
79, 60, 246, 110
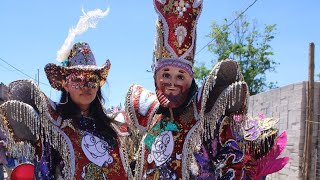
148, 131, 174, 166
143, 120, 179, 179
81, 133, 113, 167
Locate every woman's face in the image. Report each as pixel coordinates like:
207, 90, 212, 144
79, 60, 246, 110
63, 72, 100, 109
155, 66, 192, 108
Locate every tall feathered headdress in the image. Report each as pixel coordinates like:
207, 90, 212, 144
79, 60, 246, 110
45, 8, 111, 90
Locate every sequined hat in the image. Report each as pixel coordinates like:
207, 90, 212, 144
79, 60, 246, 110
45, 42, 111, 90
152, 0, 203, 77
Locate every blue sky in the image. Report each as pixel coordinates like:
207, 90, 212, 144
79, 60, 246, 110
0, 0, 319, 107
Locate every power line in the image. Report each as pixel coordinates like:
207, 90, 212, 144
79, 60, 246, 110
0, 63, 29, 72
196, 0, 259, 55
0, 63, 16, 71
0, 57, 50, 86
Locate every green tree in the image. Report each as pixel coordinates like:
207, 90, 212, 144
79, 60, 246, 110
194, 14, 279, 95
194, 62, 211, 85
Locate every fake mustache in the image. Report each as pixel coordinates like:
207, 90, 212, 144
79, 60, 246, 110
160, 83, 183, 92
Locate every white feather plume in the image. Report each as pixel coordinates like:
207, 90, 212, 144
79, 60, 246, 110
56, 7, 110, 61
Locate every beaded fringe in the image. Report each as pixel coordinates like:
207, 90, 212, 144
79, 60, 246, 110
0, 80, 74, 179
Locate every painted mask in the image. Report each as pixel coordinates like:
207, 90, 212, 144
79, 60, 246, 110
155, 66, 192, 108
66, 72, 100, 89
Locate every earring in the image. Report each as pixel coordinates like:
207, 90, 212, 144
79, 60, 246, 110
97, 96, 104, 105
59, 92, 69, 104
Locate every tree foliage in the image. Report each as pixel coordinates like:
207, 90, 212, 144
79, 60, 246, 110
194, 14, 279, 95
194, 62, 211, 85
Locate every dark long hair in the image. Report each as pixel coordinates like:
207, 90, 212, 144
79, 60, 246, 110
57, 89, 117, 146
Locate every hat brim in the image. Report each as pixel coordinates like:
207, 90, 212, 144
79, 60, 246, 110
201, 59, 245, 113
44, 60, 111, 91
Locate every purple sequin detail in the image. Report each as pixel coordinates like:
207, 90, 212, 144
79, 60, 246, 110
155, 59, 193, 77
68, 42, 96, 66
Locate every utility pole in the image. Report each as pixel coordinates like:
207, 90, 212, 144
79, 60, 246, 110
303, 42, 314, 179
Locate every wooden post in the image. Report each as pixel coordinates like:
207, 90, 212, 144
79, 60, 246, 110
303, 42, 315, 179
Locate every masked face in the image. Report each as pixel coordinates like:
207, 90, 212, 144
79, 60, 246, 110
65, 72, 100, 89
155, 66, 192, 108
63, 72, 100, 108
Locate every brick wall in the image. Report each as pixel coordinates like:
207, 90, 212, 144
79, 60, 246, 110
247, 81, 320, 179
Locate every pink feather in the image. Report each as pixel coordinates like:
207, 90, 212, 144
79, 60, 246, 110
253, 131, 289, 179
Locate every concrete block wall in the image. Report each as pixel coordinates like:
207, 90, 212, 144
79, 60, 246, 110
314, 83, 320, 179
247, 81, 320, 179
